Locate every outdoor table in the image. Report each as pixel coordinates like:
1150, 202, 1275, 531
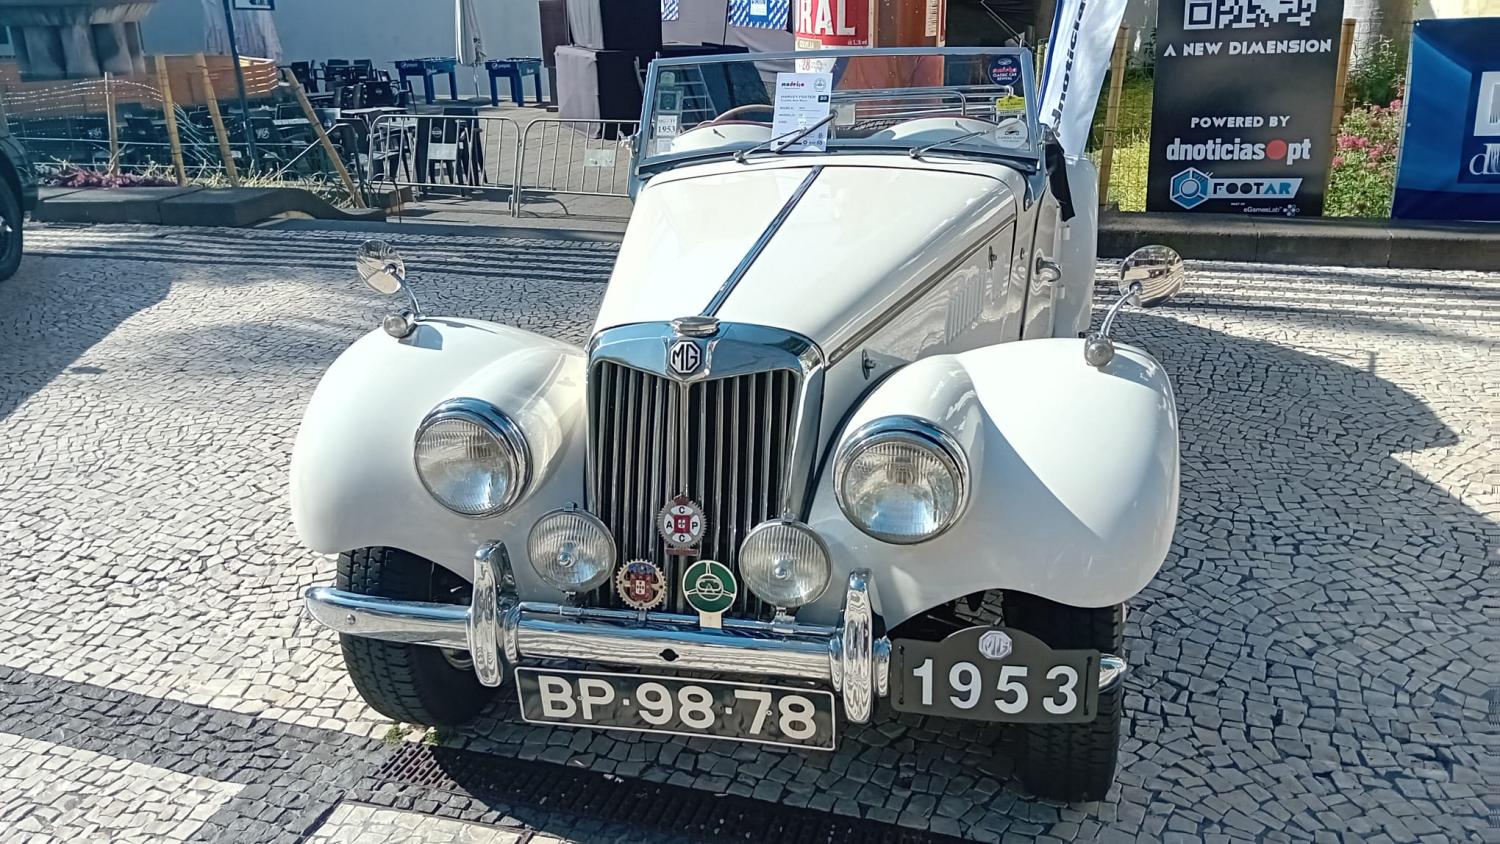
485, 58, 544, 107
396, 58, 459, 105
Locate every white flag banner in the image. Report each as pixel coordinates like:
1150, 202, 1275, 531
1037, 0, 1129, 156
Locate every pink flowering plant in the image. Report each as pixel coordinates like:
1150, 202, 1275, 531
1325, 99, 1403, 218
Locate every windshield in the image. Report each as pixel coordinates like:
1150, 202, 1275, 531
638, 48, 1039, 171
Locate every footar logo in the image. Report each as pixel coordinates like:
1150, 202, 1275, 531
1170, 167, 1302, 209
1170, 168, 1212, 208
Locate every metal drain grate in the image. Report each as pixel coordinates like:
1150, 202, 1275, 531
373, 743, 968, 844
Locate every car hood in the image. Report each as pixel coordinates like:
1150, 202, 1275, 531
593, 158, 1021, 350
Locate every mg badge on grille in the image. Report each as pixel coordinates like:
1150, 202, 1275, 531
658, 495, 706, 554
668, 339, 703, 377
615, 560, 667, 611
683, 559, 737, 629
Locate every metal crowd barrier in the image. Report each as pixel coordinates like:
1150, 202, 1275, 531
364, 113, 522, 202
511, 118, 639, 215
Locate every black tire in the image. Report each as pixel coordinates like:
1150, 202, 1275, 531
337, 547, 496, 727
0, 176, 23, 282
1004, 592, 1125, 802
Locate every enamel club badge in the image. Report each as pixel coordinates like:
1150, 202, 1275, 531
683, 559, 737, 628
615, 560, 667, 611
658, 495, 706, 554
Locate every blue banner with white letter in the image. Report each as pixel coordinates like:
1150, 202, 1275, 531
729, 0, 790, 29
1392, 17, 1500, 221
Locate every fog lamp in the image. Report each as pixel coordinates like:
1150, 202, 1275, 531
527, 508, 616, 593
738, 518, 832, 609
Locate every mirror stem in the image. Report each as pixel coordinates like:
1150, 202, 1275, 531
1098, 281, 1140, 339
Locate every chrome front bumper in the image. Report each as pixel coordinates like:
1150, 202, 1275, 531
304, 542, 892, 723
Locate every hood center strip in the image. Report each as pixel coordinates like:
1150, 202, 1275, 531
700, 166, 824, 317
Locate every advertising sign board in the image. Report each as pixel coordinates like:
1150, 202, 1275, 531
795, 0, 871, 49
1146, 0, 1344, 215
1392, 17, 1500, 221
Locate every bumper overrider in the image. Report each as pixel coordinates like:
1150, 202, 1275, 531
305, 542, 892, 723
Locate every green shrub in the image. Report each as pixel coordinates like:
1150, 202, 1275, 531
1348, 37, 1407, 108
1325, 100, 1402, 217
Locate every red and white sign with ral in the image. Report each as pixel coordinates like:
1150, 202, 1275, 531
795, 0, 871, 48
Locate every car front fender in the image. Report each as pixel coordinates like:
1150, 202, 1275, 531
801, 338, 1179, 627
290, 318, 586, 598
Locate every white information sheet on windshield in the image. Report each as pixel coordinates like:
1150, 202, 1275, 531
770, 71, 833, 152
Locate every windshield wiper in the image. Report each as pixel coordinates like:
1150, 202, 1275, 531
908, 117, 1024, 160
735, 112, 837, 164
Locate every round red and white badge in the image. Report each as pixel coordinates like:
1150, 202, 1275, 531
615, 559, 667, 611
657, 495, 706, 550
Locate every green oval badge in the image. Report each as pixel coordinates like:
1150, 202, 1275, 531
682, 559, 737, 616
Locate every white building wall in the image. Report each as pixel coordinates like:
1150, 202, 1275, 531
139, 0, 543, 77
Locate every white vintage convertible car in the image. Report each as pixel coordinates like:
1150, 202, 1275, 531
296, 47, 1184, 802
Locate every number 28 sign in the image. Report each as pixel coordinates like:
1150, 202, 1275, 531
795, 0, 870, 47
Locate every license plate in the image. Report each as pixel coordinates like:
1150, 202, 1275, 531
515, 667, 838, 750
890, 626, 1101, 723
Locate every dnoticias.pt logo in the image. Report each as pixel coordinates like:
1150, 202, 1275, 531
1170, 167, 1302, 209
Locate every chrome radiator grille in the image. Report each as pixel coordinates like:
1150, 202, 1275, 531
589, 360, 800, 617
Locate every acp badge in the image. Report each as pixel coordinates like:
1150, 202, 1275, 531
682, 559, 736, 628
615, 560, 667, 611
658, 495, 706, 554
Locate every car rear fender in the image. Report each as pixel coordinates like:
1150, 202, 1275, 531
800, 338, 1178, 627
289, 318, 586, 599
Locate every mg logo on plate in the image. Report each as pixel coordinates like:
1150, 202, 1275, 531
668, 339, 703, 377
978, 629, 1014, 660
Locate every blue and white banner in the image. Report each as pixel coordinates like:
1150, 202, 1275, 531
1037, 0, 1129, 155
730, 0, 790, 29
661, 0, 680, 22
1393, 17, 1500, 221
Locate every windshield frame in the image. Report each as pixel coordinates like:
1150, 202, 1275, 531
634, 47, 1040, 178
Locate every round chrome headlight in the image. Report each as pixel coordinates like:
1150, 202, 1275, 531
527, 508, 616, 593
834, 416, 968, 544
413, 399, 530, 517
738, 518, 832, 609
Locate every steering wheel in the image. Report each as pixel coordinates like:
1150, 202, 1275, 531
708, 104, 775, 125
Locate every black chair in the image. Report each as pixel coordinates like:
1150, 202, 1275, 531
442, 105, 485, 187
288, 61, 318, 93
334, 84, 364, 110
358, 80, 400, 109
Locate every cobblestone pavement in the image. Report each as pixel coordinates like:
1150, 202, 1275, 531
0, 223, 1495, 843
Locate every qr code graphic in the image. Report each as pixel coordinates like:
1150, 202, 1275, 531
1184, 0, 1318, 30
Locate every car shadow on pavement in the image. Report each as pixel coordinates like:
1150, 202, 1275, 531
441, 306, 1492, 841
0, 255, 172, 422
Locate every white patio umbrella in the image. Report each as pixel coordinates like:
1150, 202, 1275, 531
456, 0, 486, 97
201, 0, 284, 62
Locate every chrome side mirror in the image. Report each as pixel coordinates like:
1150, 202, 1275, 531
356, 239, 405, 294
1084, 245, 1186, 368
355, 240, 422, 337
1119, 244, 1185, 308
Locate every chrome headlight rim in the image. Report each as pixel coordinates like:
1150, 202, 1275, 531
739, 516, 834, 609
526, 506, 617, 593
413, 397, 531, 518
833, 415, 970, 545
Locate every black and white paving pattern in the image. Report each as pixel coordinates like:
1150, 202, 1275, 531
0, 223, 1495, 842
